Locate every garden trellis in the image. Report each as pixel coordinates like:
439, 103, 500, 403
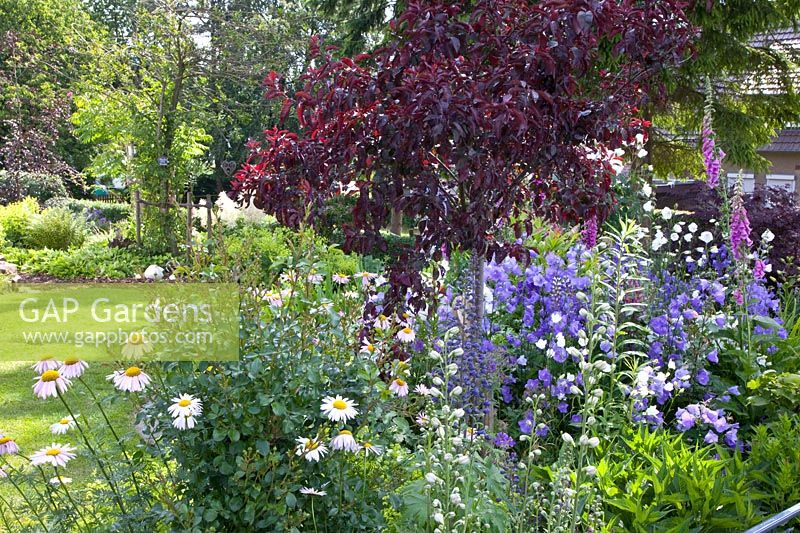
133, 189, 214, 252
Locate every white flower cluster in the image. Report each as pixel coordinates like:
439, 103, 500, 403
210, 192, 267, 227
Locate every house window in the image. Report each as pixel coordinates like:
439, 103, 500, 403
765, 174, 796, 192
727, 172, 755, 193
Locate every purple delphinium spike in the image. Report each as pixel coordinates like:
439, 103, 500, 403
581, 214, 598, 248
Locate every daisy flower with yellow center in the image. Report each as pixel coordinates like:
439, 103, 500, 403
59, 358, 89, 379
330, 430, 360, 452
415, 412, 429, 427
33, 369, 71, 399
360, 340, 378, 356
389, 378, 409, 397
320, 395, 358, 422
32, 358, 61, 375
396, 326, 416, 343
361, 442, 384, 457
50, 416, 77, 435
30, 443, 77, 468
122, 331, 153, 359
263, 290, 283, 307
414, 384, 432, 396
106, 366, 151, 392
332, 273, 350, 284
300, 487, 327, 496
294, 437, 328, 462
374, 314, 391, 330
0, 435, 19, 455
168, 394, 203, 430
307, 270, 323, 285
354, 271, 376, 288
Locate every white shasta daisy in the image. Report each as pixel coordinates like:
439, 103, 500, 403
320, 395, 359, 422
30, 443, 77, 468
106, 366, 151, 393
295, 437, 328, 462
330, 430, 360, 452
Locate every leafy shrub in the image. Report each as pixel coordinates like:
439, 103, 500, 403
0, 197, 40, 245
685, 186, 800, 279
598, 428, 759, 532
0, 222, 5, 249
222, 221, 293, 275
0, 170, 69, 204
220, 221, 358, 279
25, 208, 87, 250
4, 244, 170, 279
743, 415, 800, 516
316, 194, 357, 243
45, 197, 131, 224
161, 243, 398, 531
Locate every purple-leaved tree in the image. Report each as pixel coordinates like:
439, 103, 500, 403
235, 0, 695, 323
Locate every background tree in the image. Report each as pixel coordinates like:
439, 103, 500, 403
73, 1, 211, 253
309, 0, 402, 54
648, 0, 800, 177
192, 0, 339, 194
235, 0, 694, 319
75, 0, 341, 200
309, 0, 800, 178
0, 0, 103, 182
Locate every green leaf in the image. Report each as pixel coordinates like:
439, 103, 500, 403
285, 492, 297, 509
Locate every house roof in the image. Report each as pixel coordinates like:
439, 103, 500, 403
750, 27, 800, 52
760, 127, 800, 152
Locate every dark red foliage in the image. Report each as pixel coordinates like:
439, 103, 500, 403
0, 32, 77, 177
686, 186, 800, 280
235, 0, 694, 305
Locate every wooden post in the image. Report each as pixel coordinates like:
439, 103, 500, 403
206, 194, 213, 241
186, 191, 193, 253
134, 189, 142, 246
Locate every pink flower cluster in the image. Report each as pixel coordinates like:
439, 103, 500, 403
730, 192, 753, 260
702, 115, 725, 188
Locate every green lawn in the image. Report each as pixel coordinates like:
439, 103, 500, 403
0, 360, 135, 526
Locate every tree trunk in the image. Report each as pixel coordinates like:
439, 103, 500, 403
467, 251, 485, 347
389, 207, 403, 235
